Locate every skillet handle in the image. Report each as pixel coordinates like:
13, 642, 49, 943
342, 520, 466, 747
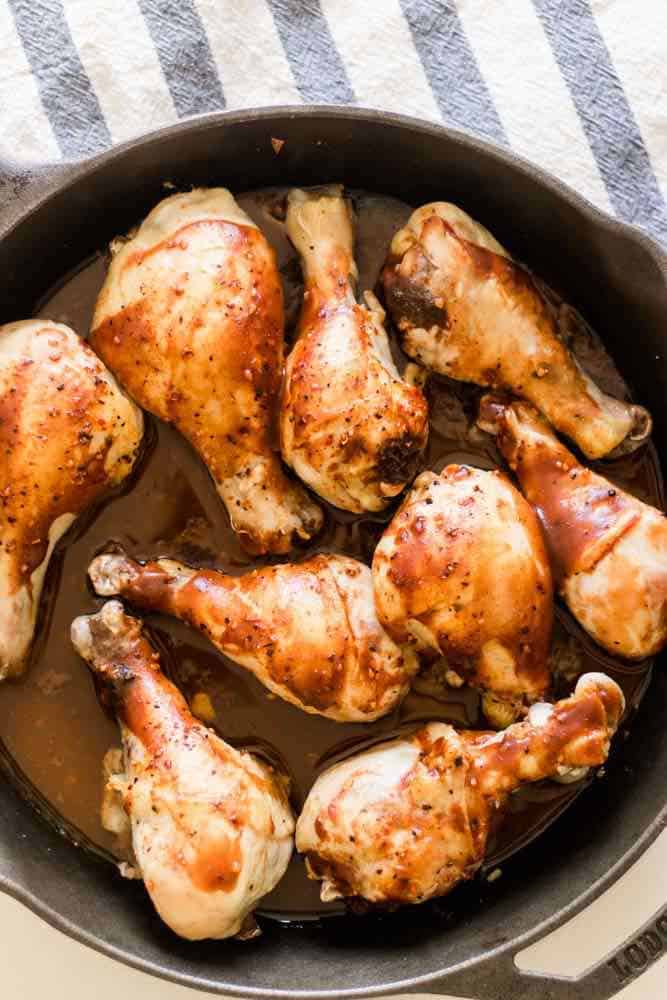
401, 903, 667, 1000
0, 155, 80, 235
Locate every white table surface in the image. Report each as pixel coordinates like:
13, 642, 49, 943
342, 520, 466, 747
1, 829, 665, 1000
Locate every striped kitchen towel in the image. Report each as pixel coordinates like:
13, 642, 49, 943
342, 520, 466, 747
0, 0, 665, 245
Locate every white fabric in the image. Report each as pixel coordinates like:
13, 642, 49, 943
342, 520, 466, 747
0, 0, 664, 245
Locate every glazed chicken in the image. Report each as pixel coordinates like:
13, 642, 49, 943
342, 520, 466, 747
88, 551, 418, 722
71, 601, 294, 941
0, 320, 143, 681
280, 185, 429, 512
297, 672, 624, 906
90, 187, 323, 555
479, 396, 667, 660
382, 203, 650, 460
372, 465, 553, 726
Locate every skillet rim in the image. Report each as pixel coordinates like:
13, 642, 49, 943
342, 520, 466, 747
2, 104, 666, 271
0, 103, 666, 998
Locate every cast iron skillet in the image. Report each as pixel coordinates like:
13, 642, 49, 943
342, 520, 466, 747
0, 107, 666, 1000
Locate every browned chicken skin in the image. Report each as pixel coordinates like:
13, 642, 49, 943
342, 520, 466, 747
372, 465, 553, 726
88, 552, 418, 722
296, 672, 624, 906
479, 395, 667, 660
0, 320, 143, 680
90, 188, 323, 555
71, 601, 294, 940
382, 203, 650, 460
280, 185, 429, 512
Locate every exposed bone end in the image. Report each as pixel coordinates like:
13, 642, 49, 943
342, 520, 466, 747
71, 600, 127, 661
575, 672, 625, 731
71, 601, 145, 682
630, 404, 652, 443
476, 393, 511, 436
609, 404, 653, 457
88, 553, 139, 596
527, 674, 624, 784
72, 599, 126, 642
286, 184, 358, 281
69, 615, 93, 661
604, 403, 652, 458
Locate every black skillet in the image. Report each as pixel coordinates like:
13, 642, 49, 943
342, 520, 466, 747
0, 107, 666, 999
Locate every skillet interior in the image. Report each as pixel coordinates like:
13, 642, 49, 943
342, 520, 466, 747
0, 109, 666, 998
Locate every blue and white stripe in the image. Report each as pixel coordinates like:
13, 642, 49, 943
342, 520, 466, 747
535, 0, 667, 239
0, 0, 664, 244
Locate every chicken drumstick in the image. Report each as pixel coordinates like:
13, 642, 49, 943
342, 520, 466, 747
297, 672, 624, 906
280, 185, 429, 512
88, 552, 418, 722
91, 188, 323, 555
71, 601, 294, 941
382, 203, 650, 459
372, 464, 553, 726
479, 395, 667, 660
0, 320, 143, 680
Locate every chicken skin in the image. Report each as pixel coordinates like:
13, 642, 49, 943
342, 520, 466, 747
479, 395, 667, 660
88, 552, 418, 722
90, 188, 322, 555
372, 465, 553, 726
280, 185, 429, 512
0, 320, 143, 681
297, 672, 624, 906
71, 601, 294, 941
382, 203, 650, 460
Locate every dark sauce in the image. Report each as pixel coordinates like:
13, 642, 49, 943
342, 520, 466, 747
0, 189, 661, 923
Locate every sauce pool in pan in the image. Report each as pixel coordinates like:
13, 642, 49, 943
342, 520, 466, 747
0, 189, 661, 923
